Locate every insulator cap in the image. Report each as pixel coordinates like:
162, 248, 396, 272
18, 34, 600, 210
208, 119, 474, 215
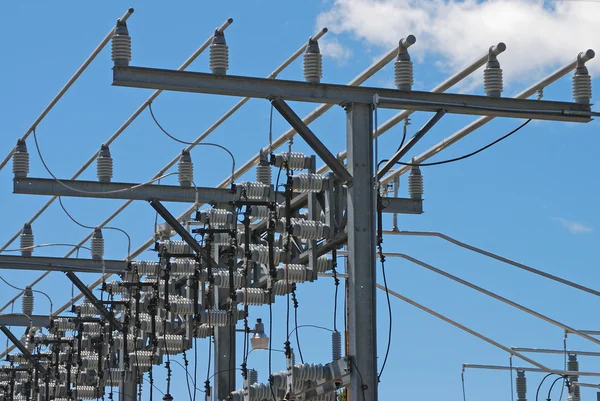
20, 223, 34, 257
573, 66, 592, 104
332, 330, 342, 361
13, 139, 29, 179
22, 287, 34, 316
210, 29, 229, 75
304, 38, 323, 84
256, 162, 272, 186
178, 149, 194, 187
90, 227, 104, 260
97, 144, 113, 183
112, 19, 132, 67
408, 162, 423, 200
248, 369, 258, 385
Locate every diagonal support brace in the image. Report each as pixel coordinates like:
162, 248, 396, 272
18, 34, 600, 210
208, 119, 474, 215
64, 271, 122, 331
0, 325, 46, 375
376, 109, 446, 180
148, 200, 203, 255
270, 97, 354, 186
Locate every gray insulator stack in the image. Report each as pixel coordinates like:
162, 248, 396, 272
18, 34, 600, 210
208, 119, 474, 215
20, 223, 34, 257
573, 56, 592, 104
304, 38, 322, 84
568, 354, 580, 401
22, 286, 34, 316
256, 162, 272, 187
111, 19, 131, 67
516, 370, 526, 401
209, 29, 229, 76
408, 162, 423, 200
178, 149, 194, 187
394, 36, 416, 91
91, 228, 104, 260
12, 139, 29, 179
248, 369, 258, 385
331, 330, 341, 361
96, 144, 113, 183
484, 48, 503, 97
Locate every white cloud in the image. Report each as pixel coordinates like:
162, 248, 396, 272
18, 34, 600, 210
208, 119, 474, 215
317, 0, 600, 90
553, 217, 593, 234
320, 37, 353, 63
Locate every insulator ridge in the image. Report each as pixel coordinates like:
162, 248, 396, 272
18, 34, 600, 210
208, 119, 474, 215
292, 173, 327, 192
170, 258, 198, 275
238, 244, 284, 265
240, 182, 269, 200
22, 287, 34, 316
277, 264, 309, 283
96, 144, 113, 183
160, 240, 193, 255
132, 260, 161, 276
236, 288, 270, 306
196, 208, 234, 225
214, 270, 244, 288
12, 139, 29, 179
274, 152, 310, 170
20, 223, 34, 257
158, 334, 185, 354
256, 163, 272, 186
286, 218, 329, 239
249, 204, 284, 219
168, 295, 194, 315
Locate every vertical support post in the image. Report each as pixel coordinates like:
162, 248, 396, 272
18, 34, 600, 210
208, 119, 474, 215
345, 102, 378, 401
214, 291, 236, 400
119, 368, 137, 401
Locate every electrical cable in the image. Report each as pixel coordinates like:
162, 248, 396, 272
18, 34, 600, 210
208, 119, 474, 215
292, 288, 304, 364
58, 197, 132, 258
148, 102, 236, 186
2, 243, 92, 253
559, 336, 567, 401
376, 241, 392, 381
0, 276, 53, 315
32, 127, 179, 195
510, 355, 514, 401
332, 250, 339, 332
537, 373, 559, 401
350, 358, 366, 401
268, 300, 277, 401
548, 376, 566, 400
462, 371, 467, 401
379, 119, 531, 169
287, 325, 333, 339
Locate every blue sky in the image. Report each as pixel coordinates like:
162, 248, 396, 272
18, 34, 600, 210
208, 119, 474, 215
1, 1, 600, 401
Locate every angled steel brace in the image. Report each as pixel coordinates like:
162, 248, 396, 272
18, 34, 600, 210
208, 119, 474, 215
0, 254, 128, 274
148, 200, 203, 254
148, 200, 220, 269
376, 109, 446, 180
271, 97, 354, 185
64, 271, 122, 331
0, 325, 46, 375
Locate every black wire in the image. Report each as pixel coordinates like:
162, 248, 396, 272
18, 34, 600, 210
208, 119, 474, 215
292, 290, 304, 364
268, 301, 277, 401
58, 196, 132, 256
376, 243, 392, 382
537, 373, 559, 401
287, 324, 333, 339
193, 337, 198, 401
462, 371, 467, 401
180, 353, 193, 401
510, 356, 514, 401
381, 119, 532, 168
148, 102, 236, 185
350, 358, 366, 401
548, 376, 566, 400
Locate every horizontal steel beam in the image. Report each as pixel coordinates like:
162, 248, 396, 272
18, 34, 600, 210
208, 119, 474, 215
113, 66, 594, 122
14, 177, 241, 203
0, 255, 128, 274
0, 314, 52, 328
380, 197, 423, 214
463, 364, 600, 377
511, 347, 600, 357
